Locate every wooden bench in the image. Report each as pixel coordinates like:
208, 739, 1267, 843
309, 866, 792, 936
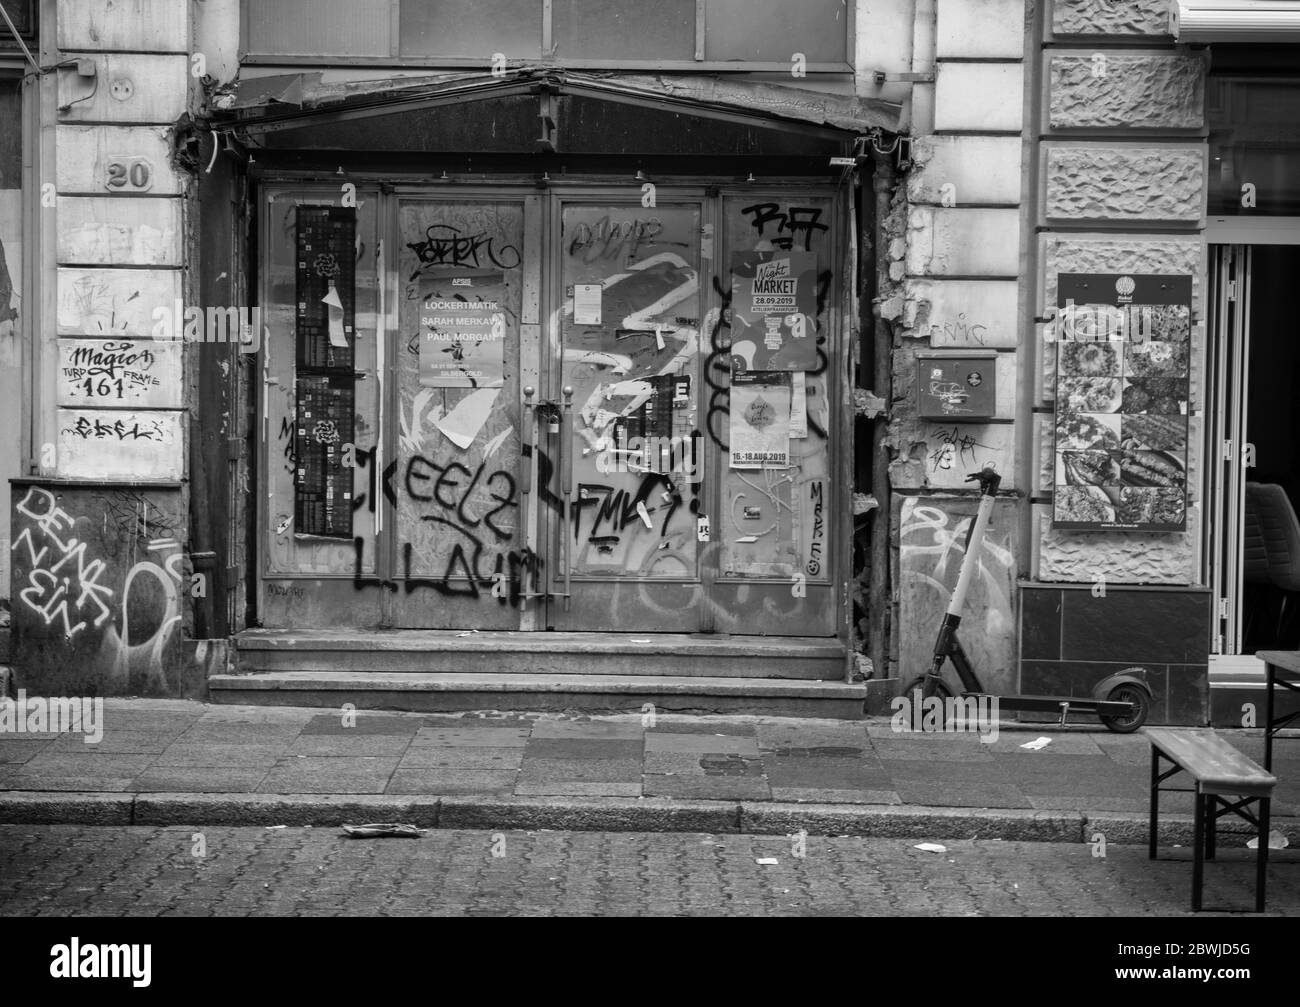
1143, 728, 1277, 913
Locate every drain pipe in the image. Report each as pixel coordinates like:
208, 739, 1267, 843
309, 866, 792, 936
867, 150, 897, 683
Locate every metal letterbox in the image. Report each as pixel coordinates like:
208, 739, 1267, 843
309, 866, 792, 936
916, 350, 997, 420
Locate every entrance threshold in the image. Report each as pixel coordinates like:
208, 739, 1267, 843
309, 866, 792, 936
220, 630, 860, 717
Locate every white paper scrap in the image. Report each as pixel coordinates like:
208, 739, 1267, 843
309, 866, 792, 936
574, 284, 603, 325
755, 858, 779, 866
434, 388, 499, 450
790, 371, 808, 439
913, 843, 947, 853
1020, 737, 1053, 751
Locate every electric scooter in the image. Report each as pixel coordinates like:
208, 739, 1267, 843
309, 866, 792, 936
903, 464, 1152, 733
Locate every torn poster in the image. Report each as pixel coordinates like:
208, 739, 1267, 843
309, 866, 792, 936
729, 250, 818, 372
418, 272, 507, 388
323, 283, 349, 348
790, 371, 808, 439
434, 387, 499, 450
574, 283, 603, 325
729, 371, 790, 469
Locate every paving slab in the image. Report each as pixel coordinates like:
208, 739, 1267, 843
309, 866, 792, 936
643, 774, 770, 801
133, 767, 270, 793
410, 727, 530, 748
397, 747, 523, 770
645, 733, 759, 755
387, 770, 517, 795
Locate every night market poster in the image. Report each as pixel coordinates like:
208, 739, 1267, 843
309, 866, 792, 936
729, 250, 818, 372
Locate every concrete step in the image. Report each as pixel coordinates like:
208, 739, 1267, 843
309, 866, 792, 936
208, 671, 867, 718
234, 629, 845, 681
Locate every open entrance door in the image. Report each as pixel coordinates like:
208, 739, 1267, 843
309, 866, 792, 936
1206, 240, 1300, 658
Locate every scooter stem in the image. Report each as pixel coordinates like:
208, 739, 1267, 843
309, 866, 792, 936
947, 466, 1000, 618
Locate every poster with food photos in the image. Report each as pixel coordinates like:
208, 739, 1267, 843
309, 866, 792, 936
1053, 273, 1192, 531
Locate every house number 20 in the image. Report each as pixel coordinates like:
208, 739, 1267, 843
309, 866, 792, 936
104, 157, 153, 191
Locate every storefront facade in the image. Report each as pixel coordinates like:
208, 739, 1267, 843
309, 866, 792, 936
3, 0, 1297, 724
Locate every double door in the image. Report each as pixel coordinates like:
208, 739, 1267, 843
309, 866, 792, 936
258, 183, 844, 636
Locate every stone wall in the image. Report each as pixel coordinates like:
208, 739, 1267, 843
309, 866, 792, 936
1032, 4, 1208, 586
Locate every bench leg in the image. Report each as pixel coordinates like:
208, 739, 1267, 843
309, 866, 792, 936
1256, 797, 1270, 914
1192, 789, 1205, 912
1206, 795, 1217, 861
1149, 746, 1160, 860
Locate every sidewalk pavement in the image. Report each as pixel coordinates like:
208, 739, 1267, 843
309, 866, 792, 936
1, 700, 1298, 845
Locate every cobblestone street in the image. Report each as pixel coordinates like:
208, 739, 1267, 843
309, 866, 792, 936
2, 825, 1296, 917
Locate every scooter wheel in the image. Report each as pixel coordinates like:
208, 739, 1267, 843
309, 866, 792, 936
1099, 684, 1150, 734
901, 676, 954, 730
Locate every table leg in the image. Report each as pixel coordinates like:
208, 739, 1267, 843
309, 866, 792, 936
1206, 795, 1217, 861
1149, 746, 1160, 860
1265, 663, 1275, 773
1256, 796, 1270, 914
1192, 789, 1205, 912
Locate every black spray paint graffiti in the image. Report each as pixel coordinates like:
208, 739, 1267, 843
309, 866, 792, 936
740, 203, 829, 252
807, 480, 825, 577
67, 416, 165, 442
702, 270, 834, 450
928, 426, 994, 472
566, 216, 681, 263
350, 452, 536, 605
407, 224, 521, 273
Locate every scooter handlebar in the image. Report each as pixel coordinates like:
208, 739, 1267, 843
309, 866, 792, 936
964, 464, 1001, 495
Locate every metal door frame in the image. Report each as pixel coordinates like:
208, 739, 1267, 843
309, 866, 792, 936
254, 177, 846, 638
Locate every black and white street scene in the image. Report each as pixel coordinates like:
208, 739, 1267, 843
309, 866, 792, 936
1, 0, 1298, 961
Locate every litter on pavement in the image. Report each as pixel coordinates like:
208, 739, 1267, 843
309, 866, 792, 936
1020, 737, 1053, 750
913, 843, 947, 853
341, 823, 425, 839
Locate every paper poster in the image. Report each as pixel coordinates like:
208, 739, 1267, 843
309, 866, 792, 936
730, 371, 791, 469
729, 250, 818, 372
790, 371, 808, 438
1052, 273, 1191, 532
418, 272, 507, 388
434, 387, 499, 450
574, 283, 603, 325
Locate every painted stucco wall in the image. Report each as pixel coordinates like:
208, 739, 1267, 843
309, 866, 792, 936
885, 0, 1028, 693
11, 0, 197, 695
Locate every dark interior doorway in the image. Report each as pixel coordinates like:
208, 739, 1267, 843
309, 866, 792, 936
1242, 244, 1300, 651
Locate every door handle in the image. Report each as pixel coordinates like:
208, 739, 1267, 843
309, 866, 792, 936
520, 386, 535, 496
560, 386, 573, 611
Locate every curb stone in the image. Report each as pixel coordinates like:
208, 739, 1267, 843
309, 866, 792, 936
7, 791, 1293, 844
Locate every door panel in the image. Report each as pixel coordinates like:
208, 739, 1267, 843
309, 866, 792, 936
388, 197, 537, 628
546, 200, 706, 631
259, 187, 383, 628
708, 193, 838, 636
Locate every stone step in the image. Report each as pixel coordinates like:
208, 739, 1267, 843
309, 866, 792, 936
234, 629, 845, 681
208, 671, 868, 718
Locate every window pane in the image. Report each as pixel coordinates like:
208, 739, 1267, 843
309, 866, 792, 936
246, 0, 391, 56
704, 0, 848, 63
1208, 77, 1300, 216
552, 0, 695, 61
399, 0, 543, 58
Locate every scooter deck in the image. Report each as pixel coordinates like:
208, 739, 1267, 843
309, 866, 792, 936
956, 693, 1134, 716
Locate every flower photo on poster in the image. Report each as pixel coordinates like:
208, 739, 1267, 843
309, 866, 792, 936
1052, 273, 1192, 532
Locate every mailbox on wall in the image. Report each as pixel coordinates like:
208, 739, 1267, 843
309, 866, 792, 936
916, 350, 997, 421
